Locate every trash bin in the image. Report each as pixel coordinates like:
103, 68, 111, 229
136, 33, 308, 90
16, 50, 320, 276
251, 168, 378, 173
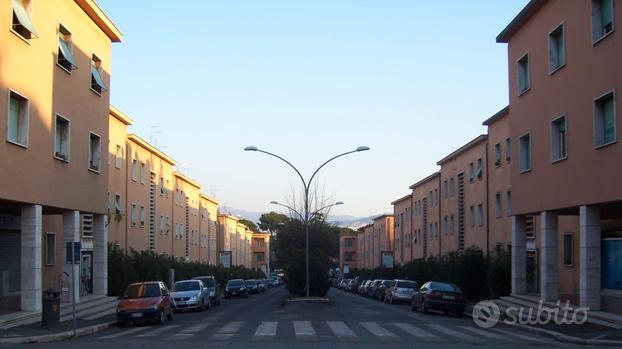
41, 288, 61, 328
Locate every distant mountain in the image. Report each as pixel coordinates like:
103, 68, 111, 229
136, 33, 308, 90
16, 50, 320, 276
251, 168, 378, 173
222, 207, 377, 231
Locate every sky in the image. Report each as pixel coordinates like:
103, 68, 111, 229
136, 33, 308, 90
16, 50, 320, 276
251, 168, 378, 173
98, 0, 529, 219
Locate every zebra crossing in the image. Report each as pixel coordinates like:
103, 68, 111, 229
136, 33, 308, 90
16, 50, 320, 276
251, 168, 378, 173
95, 320, 556, 344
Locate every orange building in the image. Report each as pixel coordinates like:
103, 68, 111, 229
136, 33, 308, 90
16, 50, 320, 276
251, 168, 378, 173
339, 232, 357, 274
0, 0, 121, 313
391, 194, 412, 265
251, 233, 270, 276
199, 194, 219, 265
372, 215, 394, 268
409, 173, 441, 259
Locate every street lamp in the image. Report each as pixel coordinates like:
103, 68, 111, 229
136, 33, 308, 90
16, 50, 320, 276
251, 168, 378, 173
246, 146, 369, 297
270, 200, 343, 221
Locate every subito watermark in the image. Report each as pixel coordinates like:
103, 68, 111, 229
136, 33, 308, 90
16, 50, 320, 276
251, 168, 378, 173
472, 300, 589, 328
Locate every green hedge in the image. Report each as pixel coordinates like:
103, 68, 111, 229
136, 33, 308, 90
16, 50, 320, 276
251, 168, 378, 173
107, 244, 265, 296
347, 246, 511, 301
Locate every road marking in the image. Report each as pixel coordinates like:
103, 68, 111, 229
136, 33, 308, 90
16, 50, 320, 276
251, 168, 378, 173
425, 324, 478, 342
293, 321, 316, 339
393, 322, 439, 339
211, 321, 245, 340
97, 326, 148, 339
167, 333, 194, 341
359, 322, 399, 340
83, 308, 116, 321
326, 321, 358, 340
136, 324, 182, 337
60, 302, 117, 322
179, 322, 211, 334
253, 321, 278, 339
457, 326, 505, 339
491, 328, 545, 342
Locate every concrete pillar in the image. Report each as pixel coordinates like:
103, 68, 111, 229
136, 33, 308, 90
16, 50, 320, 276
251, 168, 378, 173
540, 211, 559, 302
92, 214, 107, 296
511, 215, 526, 295
21, 205, 42, 312
63, 211, 80, 303
580, 205, 601, 310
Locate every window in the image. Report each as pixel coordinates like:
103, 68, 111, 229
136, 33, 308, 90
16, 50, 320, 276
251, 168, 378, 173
256, 253, 265, 262
548, 24, 565, 73
45, 232, 55, 266
469, 206, 475, 227
435, 223, 439, 239
140, 162, 146, 184
434, 189, 438, 206
495, 192, 502, 218
450, 215, 454, 235
115, 145, 123, 169
57, 24, 76, 72
7, 90, 29, 147
519, 133, 532, 172
90, 54, 106, 94
140, 206, 145, 227
165, 180, 170, 197
592, 0, 614, 43
131, 204, 137, 226
595, 91, 616, 147
517, 54, 530, 95
54, 114, 70, 162
476, 158, 483, 178
563, 233, 573, 266
469, 162, 474, 182
551, 115, 568, 161
449, 178, 455, 196
506, 191, 512, 216
81, 214, 93, 237
346, 239, 354, 248
477, 204, 484, 226
131, 158, 138, 181
443, 180, 448, 199
494, 143, 501, 166
114, 194, 122, 214
11, 0, 37, 40
444, 216, 448, 235
88, 132, 101, 172
506, 138, 511, 161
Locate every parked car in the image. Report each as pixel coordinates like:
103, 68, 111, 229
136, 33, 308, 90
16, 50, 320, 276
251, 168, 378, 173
367, 279, 382, 297
257, 279, 267, 292
245, 279, 260, 294
357, 280, 369, 295
171, 280, 211, 311
338, 279, 348, 290
375, 280, 395, 301
224, 279, 248, 298
411, 281, 466, 318
385, 280, 417, 304
116, 281, 173, 327
267, 279, 277, 288
192, 275, 221, 306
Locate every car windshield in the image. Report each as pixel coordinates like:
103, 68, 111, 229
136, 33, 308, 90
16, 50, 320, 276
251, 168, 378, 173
384, 281, 395, 287
173, 281, 200, 292
396, 281, 417, 288
430, 282, 459, 292
246, 280, 257, 285
122, 283, 160, 298
228, 280, 243, 287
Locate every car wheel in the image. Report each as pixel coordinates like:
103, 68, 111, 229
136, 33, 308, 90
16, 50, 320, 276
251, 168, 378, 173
167, 308, 173, 321
206, 298, 211, 310
157, 310, 165, 325
410, 299, 416, 311
421, 301, 428, 314
389, 296, 393, 304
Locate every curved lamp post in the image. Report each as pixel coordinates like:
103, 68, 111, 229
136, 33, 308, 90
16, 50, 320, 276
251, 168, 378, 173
270, 200, 344, 221
245, 146, 369, 297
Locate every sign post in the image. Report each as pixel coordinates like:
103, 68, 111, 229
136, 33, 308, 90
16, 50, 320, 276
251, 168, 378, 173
66, 241, 80, 337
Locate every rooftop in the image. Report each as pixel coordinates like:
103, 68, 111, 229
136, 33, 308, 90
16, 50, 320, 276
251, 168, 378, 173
75, 0, 123, 42
496, 0, 546, 43
436, 135, 488, 166
128, 134, 176, 165
409, 172, 440, 190
391, 193, 411, 205
174, 172, 202, 189
482, 106, 510, 126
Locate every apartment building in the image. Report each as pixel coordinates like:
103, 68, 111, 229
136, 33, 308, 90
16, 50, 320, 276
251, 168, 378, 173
372, 215, 394, 267
409, 173, 441, 259
199, 194, 219, 265
0, 0, 121, 313
251, 233, 270, 276
391, 194, 412, 265
498, 0, 622, 312
339, 232, 358, 273
357, 224, 374, 269
437, 135, 488, 253
172, 172, 201, 261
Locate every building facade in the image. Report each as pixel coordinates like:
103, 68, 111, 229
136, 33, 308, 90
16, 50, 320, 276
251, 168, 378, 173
339, 233, 358, 273
0, 0, 121, 313
409, 173, 441, 259
391, 194, 412, 265
251, 233, 271, 276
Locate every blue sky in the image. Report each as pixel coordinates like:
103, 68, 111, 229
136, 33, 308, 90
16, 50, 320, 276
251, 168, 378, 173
99, 0, 528, 219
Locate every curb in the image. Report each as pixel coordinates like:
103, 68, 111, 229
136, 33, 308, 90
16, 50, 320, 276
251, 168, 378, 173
0, 321, 115, 344
465, 311, 622, 347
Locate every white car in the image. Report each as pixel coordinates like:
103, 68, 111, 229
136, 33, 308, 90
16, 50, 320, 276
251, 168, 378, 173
170, 280, 211, 311
385, 280, 418, 304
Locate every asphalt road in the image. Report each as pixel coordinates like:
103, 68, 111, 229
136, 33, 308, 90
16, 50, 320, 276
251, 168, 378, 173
11, 287, 606, 349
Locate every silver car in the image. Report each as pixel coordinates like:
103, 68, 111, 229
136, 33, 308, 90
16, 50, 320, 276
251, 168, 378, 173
170, 280, 211, 311
385, 280, 418, 304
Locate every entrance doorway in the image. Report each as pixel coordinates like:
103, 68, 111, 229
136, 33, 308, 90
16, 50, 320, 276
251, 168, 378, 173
80, 251, 93, 296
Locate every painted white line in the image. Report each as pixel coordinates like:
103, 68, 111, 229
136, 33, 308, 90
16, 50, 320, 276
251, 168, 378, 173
458, 326, 505, 339
97, 326, 149, 339
61, 302, 117, 322
218, 321, 244, 334
326, 321, 358, 340
425, 324, 478, 342
293, 321, 317, 339
359, 322, 399, 340
491, 328, 546, 343
136, 324, 181, 337
179, 322, 211, 334
83, 308, 116, 321
253, 321, 278, 338
393, 322, 439, 339
167, 333, 194, 341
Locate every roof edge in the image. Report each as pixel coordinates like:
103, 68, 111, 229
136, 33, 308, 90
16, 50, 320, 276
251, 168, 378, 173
109, 105, 133, 125
482, 106, 510, 126
437, 135, 488, 166
200, 193, 220, 205
74, 0, 123, 42
408, 172, 440, 189
127, 134, 176, 165
391, 193, 412, 205
496, 0, 546, 43
174, 171, 202, 189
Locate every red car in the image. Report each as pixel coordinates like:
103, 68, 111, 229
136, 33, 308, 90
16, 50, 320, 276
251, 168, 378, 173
116, 281, 174, 326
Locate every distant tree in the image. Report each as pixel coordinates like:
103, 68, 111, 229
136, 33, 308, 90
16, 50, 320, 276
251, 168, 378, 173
238, 218, 259, 233
258, 212, 289, 232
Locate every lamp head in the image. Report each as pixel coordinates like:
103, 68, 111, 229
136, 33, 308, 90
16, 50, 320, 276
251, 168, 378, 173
244, 146, 258, 151
356, 146, 370, 152
269, 201, 279, 205
335, 201, 344, 205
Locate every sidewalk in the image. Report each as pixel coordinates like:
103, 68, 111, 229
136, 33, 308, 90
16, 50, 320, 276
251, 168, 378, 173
0, 295, 117, 344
